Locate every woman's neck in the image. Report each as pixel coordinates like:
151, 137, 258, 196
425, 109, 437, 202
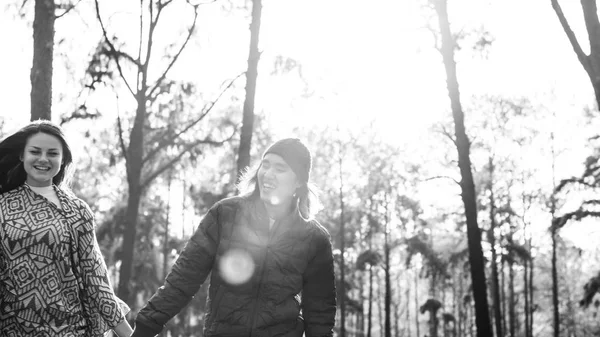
263, 199, 294, 220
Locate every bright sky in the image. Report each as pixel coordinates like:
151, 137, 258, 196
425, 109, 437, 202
0, 0, 597, 246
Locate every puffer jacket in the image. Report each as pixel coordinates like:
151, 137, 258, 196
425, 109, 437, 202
133, 194, 337, 337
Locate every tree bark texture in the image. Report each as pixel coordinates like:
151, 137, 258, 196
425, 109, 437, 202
338, 151, 347, 337
236, 0, 262, 179
508, 255, 515, 337
384, 199, 392, 337
488, 159, 503, 337
551, 229, 560, 337
118, 90, 147, 301
30, 0, 55, 121
433, 1, 493, 336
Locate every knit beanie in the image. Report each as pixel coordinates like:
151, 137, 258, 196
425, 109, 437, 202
263, 138, 312, 183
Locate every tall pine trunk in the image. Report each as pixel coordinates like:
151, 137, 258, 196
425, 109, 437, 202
550, 131, 560, 337
523, 259, 529, 337
528, 246, 534, 337
415, 269, 420, 337
384, 196, 392, 337
367, 266, 373, 337
433, 1, 493, 336
367, 238, 374, 337
31, 0, 55, 121
163, 170, 173, 278
508, 253, 515, 337
236, 0, 262, 178
394, 274, 400, 337
378, 271, 384, 336
488, 158, 503, 337
501, 254, 507, 336
551, 228, 559, 337
338, 145, 347, 337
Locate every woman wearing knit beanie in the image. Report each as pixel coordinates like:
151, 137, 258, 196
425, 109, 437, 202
132, 138, 336, 337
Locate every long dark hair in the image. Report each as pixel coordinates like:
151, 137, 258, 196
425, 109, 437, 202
0, 120, 74, 194
237, 163, 322, 220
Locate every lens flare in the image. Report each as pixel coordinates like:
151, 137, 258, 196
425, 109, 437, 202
269, 195, 281, 205
218, 249, 255, 285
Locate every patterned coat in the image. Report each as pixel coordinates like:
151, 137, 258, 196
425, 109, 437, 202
0, 184, 128, 336
133, 194, 337, 337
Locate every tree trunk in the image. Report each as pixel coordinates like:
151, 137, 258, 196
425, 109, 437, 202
488, 158, 503, 337
236, 0, 262, 179
30, 0, 55, 121
406, 277, 411, 337
378, 271, 384, 336
501, 254, 507, 336
550, 131, 559, 337
338, 148, 347, 337
551, 0, 600, 109
367, 265, 373, 337
415, 269, 420, 337
163, 171, 172, 278
528, 249, 534, 337
433, 1, 493, 336
384, 197, 392, 337
551, 229, 560, 337
508, 256, 515, 337
118, 93, 147, 302
394, 274, 400, 337
428, 308, 439, 337
458, 273, 463, 337
358, 268, 365, 336
523, 255, 529, 337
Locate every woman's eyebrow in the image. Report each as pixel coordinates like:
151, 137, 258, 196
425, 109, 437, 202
27, 146, 60, 151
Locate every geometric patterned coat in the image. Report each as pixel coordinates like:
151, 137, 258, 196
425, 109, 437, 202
0, 184, 128, 336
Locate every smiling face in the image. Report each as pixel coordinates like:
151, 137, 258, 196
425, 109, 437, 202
257, 153, 301, 208
21, 132, 64, 187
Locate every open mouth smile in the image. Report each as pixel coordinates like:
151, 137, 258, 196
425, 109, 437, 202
33, 165, 51, 172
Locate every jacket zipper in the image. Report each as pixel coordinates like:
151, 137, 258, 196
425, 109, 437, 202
247, 218, 278, 336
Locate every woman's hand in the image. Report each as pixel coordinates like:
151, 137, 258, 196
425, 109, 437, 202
113, 319, 134, 337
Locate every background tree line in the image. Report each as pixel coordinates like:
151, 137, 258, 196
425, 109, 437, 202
2, 0, 600, 336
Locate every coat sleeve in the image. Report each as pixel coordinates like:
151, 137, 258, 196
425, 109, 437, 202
132, 203, 221, 337
301, 226, 337, 337
72, 200, 129, 336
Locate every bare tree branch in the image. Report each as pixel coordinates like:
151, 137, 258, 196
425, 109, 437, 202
140, 131, 236, 189
556, 176, 598, 192
551, 0, 593, 73
60, 107, 101, 125
583, 199, 600, 206
187, 0, 218, 5
552, 208, 600, 231
143, 0, 165, 71
440, 124, 457, 146
148, 3, 199, 99
137, 0, 143, 63
581, 0, 600, 56
160, 0, 175, 8
142, 72, 244, 164
422, 175, 461, 186
55, 0, 83, 18
116, 91, 129, 162
94, 0, 137, 98
19, 0, 30, 15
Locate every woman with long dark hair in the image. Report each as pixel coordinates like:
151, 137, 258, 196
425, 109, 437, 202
132, 138, 337, 337
0, 120, 132, 337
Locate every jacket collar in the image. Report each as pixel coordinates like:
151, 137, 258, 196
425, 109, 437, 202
247, 194, 301, 229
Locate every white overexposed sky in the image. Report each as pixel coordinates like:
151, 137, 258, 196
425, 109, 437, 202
0, 0, 597, 246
